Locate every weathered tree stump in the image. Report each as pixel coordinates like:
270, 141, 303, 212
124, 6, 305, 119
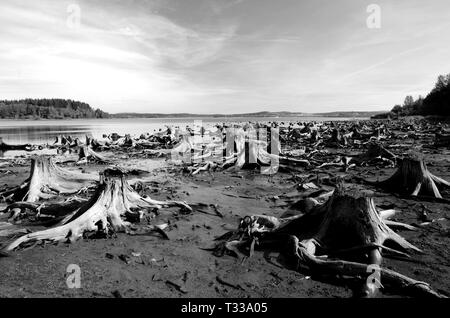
0, 155, 97, 202
378, 153, 449, 198
77, 146, 111, 165
214, 185, 444, 298
353, 142, 397, 167
3, 168, 191, 251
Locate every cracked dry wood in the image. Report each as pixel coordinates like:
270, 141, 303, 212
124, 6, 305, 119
4, 168, 192, 251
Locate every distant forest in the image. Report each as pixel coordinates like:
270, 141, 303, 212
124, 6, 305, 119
373, 74, 450, 119
112, 111, 382, 118
0, 99, 110, 119
0, 100, 382, 119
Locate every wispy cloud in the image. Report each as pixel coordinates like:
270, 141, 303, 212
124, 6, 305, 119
340, 45, 430, 81
1, 0, 450, 113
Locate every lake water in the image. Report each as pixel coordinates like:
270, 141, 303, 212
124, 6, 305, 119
0, 116, 364, 145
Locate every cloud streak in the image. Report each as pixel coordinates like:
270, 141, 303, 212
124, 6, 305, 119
1, 0, 450, 113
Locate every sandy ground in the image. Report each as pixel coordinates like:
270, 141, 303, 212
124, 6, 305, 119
0, 147, 449, 298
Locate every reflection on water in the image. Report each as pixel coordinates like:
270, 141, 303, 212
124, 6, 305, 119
0, 119, 174, 145
0, 148, 58, 158
0, 125, 92, 145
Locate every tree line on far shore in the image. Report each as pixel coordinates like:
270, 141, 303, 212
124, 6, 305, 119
0, 99, 110, 119
373, 73, 450, 119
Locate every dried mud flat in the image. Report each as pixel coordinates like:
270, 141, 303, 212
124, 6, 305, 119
0, 122, 449, 298
0, 159, 449, 298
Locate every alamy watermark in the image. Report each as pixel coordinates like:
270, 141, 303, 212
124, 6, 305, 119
366, 4, 381, 29
170, 120, 280, 175
67, 4, 82, 30
366, 264, 382, 292
66, 264, 81, 289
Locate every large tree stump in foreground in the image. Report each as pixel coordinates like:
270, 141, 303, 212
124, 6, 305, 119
215, 185, 444, 298
378, 153, 449, 198
0, 156, 97, 203
3, 168, 191, 251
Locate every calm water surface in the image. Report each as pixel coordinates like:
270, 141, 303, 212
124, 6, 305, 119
0, 117, 364, 145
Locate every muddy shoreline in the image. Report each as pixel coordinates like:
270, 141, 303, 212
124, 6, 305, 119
0, 119, 449, 298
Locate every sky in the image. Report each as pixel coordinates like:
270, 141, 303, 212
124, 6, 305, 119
1, 0, 450, 114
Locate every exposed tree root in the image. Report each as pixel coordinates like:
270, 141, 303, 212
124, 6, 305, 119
77, 146, 111, 165
0, 222, 30, 237
289, 236, 442, 298
4, 197, 87, 223
213, 185, 444, 298
377, 153, 449, 198
3, 168, 192, 251
0, 156, 97, 203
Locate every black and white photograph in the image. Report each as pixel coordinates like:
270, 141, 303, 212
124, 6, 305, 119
0, 0, 449, 303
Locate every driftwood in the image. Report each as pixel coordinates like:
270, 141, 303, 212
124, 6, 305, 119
3, 168, 191, 251
213, 185, 444, 298
0, 156, 97, 203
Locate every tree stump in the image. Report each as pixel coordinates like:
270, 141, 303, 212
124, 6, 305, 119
215, 185, 444, 297
4, 168, 191, 251
378, 153, 449, 198
0, 155, 97, 202
77, 146, 111, 165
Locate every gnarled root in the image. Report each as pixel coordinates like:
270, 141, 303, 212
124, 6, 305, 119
4, 168, 191, 251
214, 185, 444, 297
289, 236, 443, 298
